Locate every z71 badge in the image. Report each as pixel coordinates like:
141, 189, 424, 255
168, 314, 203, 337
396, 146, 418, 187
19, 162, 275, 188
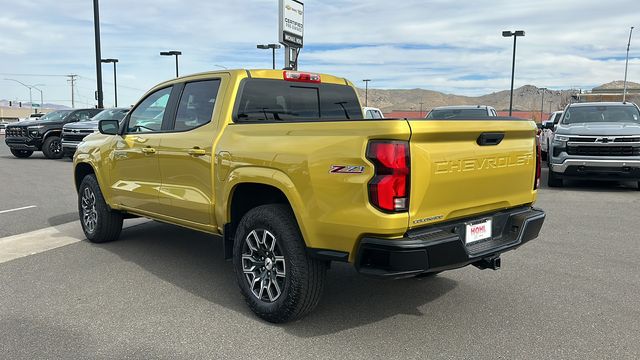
329, 165, 365, 174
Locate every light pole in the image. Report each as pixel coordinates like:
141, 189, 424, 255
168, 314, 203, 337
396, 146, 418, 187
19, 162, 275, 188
93, 0, 104, 108
32, 85, 44, 111
623, 26, 635, 102
160, 50, 182, 77
547, 100, 553, 114
502, 30, 525, 116
257, 44, 282, 70
362, 79, 371, 107
101, 58, 119, 107
419, 102, 424, 118
539, 88, 547, 122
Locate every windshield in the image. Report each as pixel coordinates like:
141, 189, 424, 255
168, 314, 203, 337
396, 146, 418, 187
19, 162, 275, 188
426, 108, 487, 119
562, 106, 640, 125
90, 108, 129, 122
37, 110, 72, 123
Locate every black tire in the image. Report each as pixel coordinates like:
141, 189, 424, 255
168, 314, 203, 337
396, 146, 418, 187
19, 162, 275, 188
233, 204, 326, 323
547, 169, 563, 187
10, 149, 33, 158
78, 174, 123, 243
42, 136, 64, 159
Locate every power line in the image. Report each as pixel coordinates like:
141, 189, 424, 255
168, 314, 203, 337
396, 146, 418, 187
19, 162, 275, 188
0, 73, 69, 77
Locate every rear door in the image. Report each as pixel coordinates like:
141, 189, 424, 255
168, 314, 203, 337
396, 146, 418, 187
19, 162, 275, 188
407, 119, 537, 228
156, 76, 226, 229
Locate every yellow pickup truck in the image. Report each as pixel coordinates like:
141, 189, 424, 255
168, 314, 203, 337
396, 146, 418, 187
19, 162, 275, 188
73, 69, 545, 323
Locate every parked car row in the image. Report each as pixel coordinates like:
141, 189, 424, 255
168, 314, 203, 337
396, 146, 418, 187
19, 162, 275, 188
4, 108, 129, 159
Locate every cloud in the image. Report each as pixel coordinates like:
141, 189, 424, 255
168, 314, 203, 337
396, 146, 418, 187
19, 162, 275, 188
0, 0, 637, 106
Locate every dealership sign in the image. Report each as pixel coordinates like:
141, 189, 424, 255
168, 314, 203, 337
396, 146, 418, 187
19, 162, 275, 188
279, 0, 304, 47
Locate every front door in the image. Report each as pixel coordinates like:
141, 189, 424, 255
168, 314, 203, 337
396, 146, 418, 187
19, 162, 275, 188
108, 86, 172, 215
157, 78, 224, 229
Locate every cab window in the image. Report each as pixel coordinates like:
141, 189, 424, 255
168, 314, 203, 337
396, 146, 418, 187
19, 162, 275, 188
127, 87, 172, 133
174, 80, 221, 131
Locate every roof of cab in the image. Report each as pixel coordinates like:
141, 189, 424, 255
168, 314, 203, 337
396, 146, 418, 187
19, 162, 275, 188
154, 69, 351, 88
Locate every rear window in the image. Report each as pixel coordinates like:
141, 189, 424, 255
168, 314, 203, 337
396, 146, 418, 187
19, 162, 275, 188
234, 79, 362, 122
426, 108, 488, 119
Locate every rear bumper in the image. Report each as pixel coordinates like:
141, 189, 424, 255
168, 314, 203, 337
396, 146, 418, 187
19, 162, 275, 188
355, 206, 545, 278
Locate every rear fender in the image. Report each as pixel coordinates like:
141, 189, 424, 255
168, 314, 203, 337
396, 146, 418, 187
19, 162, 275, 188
218, 166, 309, 246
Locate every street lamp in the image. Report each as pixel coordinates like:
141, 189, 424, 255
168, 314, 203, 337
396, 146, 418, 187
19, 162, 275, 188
101, 58, 119, 107
502, 30, 525, 116
623, 26, 635, 102
362, 79, 371, 107
257, 44, 282, 70
160, 50, 182, 77
539, 88, 547, 122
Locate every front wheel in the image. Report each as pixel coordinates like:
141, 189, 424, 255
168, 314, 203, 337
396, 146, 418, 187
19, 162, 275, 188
10, 149, 33, 158
233, 204, 326, 323
42, 136, 63, 159
78, 174, 123, 243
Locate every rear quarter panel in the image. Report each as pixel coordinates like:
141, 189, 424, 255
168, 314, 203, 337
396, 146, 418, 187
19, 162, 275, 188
216, 120, 411, 260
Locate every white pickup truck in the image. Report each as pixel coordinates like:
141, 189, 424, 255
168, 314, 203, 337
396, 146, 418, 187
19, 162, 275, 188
540, 111, 563, 158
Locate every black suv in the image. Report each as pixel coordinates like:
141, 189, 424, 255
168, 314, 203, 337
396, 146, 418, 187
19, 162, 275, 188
5, 108, 101, 159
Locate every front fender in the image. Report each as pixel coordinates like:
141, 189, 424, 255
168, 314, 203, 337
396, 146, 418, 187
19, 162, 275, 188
217, 166, 310, 246
74, 146, 114, 208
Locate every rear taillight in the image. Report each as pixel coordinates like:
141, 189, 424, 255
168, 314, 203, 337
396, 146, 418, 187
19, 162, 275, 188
534, 137, 541, 190
283, 71, 321, 83
366, 141, 410, 212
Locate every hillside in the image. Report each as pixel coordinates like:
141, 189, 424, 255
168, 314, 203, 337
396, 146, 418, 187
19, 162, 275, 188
355, 85, 576, 113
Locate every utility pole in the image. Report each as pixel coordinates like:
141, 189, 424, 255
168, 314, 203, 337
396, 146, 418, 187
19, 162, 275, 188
623, 26, 635, 102
67, 75, 78, 108
93, 0, 104, 108
419, 102, 424, 118
540, 91, 545, 121
362, 79, 371, 107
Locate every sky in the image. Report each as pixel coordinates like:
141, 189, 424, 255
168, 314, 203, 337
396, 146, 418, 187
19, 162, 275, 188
0, 0, 638, 108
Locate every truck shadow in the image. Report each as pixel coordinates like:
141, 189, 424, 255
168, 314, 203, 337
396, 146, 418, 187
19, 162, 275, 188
100, 221, 457, 335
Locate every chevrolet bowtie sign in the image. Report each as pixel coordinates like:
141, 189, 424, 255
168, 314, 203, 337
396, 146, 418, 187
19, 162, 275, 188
279, 0, 304, 48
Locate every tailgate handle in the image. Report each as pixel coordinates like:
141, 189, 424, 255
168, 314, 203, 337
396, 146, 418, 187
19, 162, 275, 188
477, 132, 504, 146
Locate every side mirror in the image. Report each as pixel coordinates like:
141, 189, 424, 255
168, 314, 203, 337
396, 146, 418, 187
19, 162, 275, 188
99, 120, 120, 135
543, 121, 554, 130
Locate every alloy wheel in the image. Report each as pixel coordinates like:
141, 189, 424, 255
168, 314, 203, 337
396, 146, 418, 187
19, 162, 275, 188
81, 187, 98, 234
241, 229, 286, 302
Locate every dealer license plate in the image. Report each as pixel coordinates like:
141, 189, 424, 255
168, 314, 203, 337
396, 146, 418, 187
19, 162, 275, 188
465, 219, 492, 244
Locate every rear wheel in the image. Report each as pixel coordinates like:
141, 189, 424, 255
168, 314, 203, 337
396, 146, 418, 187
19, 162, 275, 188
42, 136, 63, 159
10, 149, 33, 158
233, 204, 326, 323
78, 174, 123, 243
547, 170, 563, 187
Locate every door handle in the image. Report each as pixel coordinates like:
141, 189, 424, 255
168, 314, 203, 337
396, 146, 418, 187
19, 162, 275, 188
141, 147, 156, 154
188, 148, 206, 156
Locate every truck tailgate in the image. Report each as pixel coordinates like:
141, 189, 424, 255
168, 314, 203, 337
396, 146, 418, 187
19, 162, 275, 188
407, 120, 537, 229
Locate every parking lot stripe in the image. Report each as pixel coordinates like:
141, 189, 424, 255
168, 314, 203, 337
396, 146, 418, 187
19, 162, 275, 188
0, 205, 37, 215
0, 219, 148, 264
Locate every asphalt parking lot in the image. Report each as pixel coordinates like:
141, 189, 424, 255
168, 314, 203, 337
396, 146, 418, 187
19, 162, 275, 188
1, 141, 639, 359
